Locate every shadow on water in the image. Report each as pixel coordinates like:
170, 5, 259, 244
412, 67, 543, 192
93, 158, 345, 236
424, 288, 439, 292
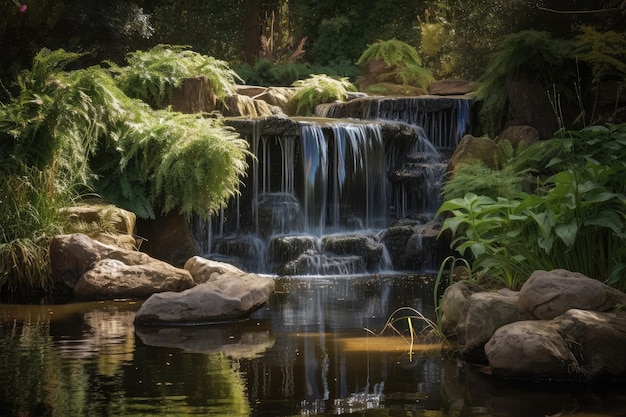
1, 274, 626, 416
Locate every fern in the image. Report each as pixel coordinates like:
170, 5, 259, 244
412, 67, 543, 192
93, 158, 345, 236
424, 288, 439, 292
356, 39, 424, 68
112, 44, 242, 108
291, 74, 356, 116
356, 39, 434, 89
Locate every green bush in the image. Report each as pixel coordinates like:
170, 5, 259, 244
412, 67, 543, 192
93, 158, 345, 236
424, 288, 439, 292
112, 45, 241, 108
0, 46, 251, 293
356, 39, 434, 89
438, 124, 626, 290
290, 74, 356, 116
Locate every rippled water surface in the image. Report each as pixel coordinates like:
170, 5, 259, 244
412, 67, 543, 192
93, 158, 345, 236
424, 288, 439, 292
1, 274, 625, 417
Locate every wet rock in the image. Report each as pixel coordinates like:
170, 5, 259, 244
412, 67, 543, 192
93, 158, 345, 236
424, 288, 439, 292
517, 269, 626, 320
267, 235, 318, 264
133, 266, 275, 325
404, 221, 449, 270
380, 224, 416, 269
321, 234, 383, 270
278, 252, 365, 275
456, 291, 520, 363
257, 193, 303, 237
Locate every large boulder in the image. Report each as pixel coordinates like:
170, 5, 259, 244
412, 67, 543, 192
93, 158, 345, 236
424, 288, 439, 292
133, 256, 275, 325
485, 309, 626, 381
439, 280, 485, 337
74, 258, 194, 300
50, 233, 194, 299
446, 134, 501, 176
517, 269, 626, 320
455, 291, 519, 362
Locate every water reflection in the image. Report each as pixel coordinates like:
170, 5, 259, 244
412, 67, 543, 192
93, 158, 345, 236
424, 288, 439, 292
0, 275, 625, 416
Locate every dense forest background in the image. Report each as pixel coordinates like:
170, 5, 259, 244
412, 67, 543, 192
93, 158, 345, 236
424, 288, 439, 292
1, 0, 624, 95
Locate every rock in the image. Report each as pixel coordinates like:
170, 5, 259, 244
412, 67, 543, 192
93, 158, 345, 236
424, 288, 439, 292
50, 233, 195, 299
133, 271, 275, 325
485, 309, 626, 381
74, 258, 194, 300
62, 202, 136, 235
50, 233, 119, 291
321, 234, 383, 270
517, 269, 626, 320
439, 281, 485, 337
429, 79, 478, 96
61, 202, 137, 250
484, 320, 576, 380
556, 309, 626, 380
495, 125, 540, 149
184, 255, 245, 284
136, 212, 199, 268
456, 291, 519, 362
404, 221, 448, 270
267, 235, 318, 265
446, 134, 502, 176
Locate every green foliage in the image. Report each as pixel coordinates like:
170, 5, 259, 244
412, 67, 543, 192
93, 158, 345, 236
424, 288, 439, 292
0, 46, 252, 293
442, 162, 528, 201
234, 59, 360, 87
0, 167, 72, 293
475, 30, 576, 137
356, 39, 434, 90
438, 124, 626, 290
291, 74, 356, 116
112, 45, 241, 108
574, 26, 626, 85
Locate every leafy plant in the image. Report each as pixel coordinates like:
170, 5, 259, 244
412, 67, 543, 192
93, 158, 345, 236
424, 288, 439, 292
112, 45, 242, 108
356, 39, 434, 89
0, 46, 252, 293
290, 74, 356, 116
438, 124, 626, 290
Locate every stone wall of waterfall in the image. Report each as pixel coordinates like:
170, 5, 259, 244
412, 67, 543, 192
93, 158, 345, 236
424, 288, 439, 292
192, 96, 473, 275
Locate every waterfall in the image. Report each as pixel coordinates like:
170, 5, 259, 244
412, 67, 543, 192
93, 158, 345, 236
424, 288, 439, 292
316, 96, 473, 151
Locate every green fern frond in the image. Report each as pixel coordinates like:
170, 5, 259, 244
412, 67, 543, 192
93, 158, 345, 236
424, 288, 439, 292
114, 45, 242, 108
356, 39, 423, 68
291, 74, 356, 116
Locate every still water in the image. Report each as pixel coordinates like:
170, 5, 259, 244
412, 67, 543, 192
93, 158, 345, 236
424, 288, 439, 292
1, 274, 625, 417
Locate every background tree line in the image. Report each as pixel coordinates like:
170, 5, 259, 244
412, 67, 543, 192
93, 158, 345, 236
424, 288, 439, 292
1, 0, 623, 96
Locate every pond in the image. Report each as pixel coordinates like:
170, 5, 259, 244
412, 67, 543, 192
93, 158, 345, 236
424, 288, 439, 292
1, 273, 625, 417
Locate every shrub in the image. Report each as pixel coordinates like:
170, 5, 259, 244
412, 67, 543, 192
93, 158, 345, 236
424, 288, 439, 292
356, 39, 434, 90
290, 74, 356, 116
112, 44, 241, 108
438, 124, 626, 290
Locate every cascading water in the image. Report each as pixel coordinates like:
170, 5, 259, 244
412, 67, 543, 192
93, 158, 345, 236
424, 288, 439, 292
193, 96, 473, 274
